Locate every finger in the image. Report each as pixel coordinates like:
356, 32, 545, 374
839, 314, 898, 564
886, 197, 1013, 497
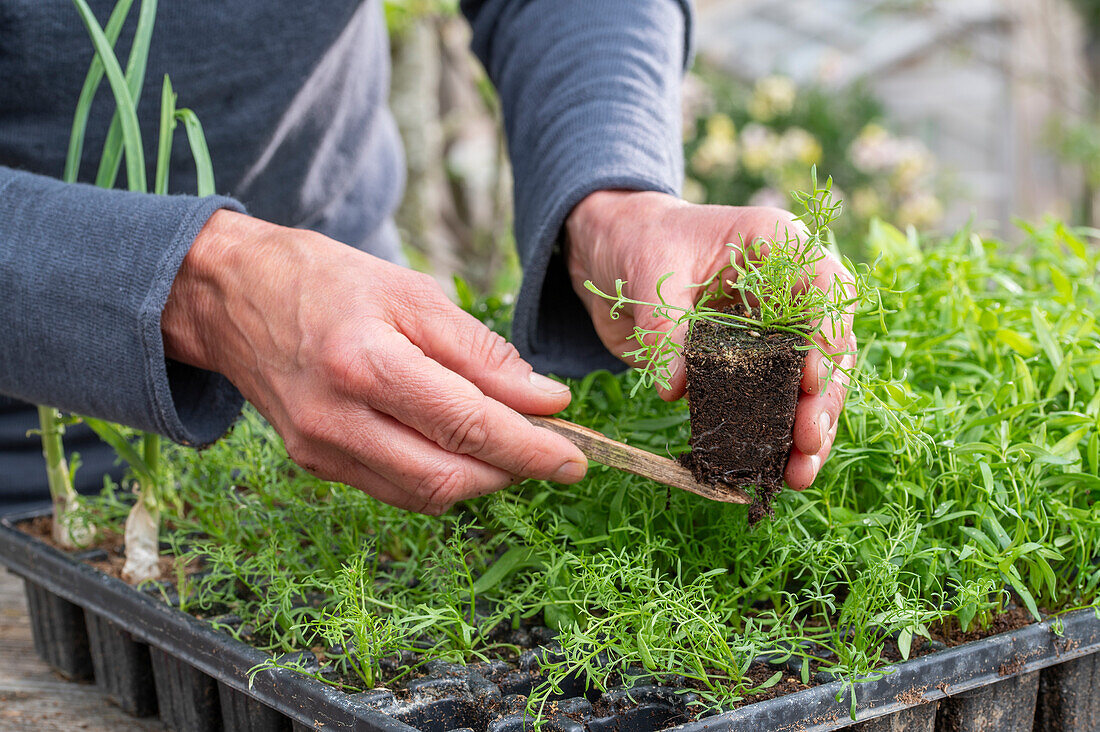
792, 362, 850, 456
801, 332, 857, 393
801, 348, 831, 395
619, 270, 699, 402
393, 279, 572, 416
289, 440, 440, 514
286, 406, 525, 513
655, 320, 690, 401
347, 325, 588, 483
785, 416, 839, 490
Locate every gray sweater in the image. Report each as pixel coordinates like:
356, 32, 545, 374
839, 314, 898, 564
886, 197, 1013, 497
0, 0, 690, 510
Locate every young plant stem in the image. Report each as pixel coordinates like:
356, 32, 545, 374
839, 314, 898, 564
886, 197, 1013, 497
36, 406, 91, 547
122, 432, 163, 582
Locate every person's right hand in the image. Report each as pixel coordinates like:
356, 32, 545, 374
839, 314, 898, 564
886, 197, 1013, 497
160, 210, 588, 514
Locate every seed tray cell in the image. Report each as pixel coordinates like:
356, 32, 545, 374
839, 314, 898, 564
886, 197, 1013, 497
85, 608, 158, 716
2, 511, 1098, 732
22, 576, 94, 682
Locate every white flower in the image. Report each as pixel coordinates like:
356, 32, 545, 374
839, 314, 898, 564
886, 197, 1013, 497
706, 113, 737, 142
892, 145, 934, 191
682, 177, 708, 204
691, 118, 740, 175
851, 187, 882, 219
897, 192, 943, 228
740, 123, 779, 174
681, 72, 716, 141
749, 75, 797, 122
778, 127, 822, 166
849, 123, 935, 188
848, 124, 893, 174
748, 187, 788, 210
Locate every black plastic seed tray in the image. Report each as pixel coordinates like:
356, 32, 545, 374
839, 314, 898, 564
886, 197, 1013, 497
1, 510, 414, 732
2, 509, 1099, 732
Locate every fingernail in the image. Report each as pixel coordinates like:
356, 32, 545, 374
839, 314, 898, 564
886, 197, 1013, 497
529, 372, 570, 395
670, 358, 684, 384
553, 459, 587, 484
818, 411, 831, 447
817, 357, 832, 385
809, 454, 822, 476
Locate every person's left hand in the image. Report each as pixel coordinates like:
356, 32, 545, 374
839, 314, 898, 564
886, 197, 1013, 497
564, 190, 856, 490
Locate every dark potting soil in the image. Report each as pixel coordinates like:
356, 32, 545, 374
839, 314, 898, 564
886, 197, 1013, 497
928, 605, 1035, 646
681, 309, 805, 524
683, 662, 811, 706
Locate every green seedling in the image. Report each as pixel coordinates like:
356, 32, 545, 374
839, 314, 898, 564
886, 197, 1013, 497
64, 0, 218, 582
584, 169, 930, 462
33, 408, 93, 548
30, 0, 143, 550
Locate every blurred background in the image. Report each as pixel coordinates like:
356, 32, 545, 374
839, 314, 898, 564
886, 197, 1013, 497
384, 0, 1100, 293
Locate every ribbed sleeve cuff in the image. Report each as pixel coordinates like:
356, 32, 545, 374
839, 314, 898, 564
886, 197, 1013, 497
515, 174, 679, 378
0, 167, 245, 447
143, 196, 247, 446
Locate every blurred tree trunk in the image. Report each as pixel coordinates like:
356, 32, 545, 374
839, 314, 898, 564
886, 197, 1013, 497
389, 14, 515, 295
1068, 0, 1100, 224
436, 20, 513, 294
390, 15, 459, 290
1085, 35, 1100, 224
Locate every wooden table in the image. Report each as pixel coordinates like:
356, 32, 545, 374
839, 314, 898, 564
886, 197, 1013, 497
0, 567, 164, 731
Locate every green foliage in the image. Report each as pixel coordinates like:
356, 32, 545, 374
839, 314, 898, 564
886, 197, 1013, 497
79, 212, 1100, 719
71, 0, 149, 192
453, 274, 514, 338
1070, 0, 1100, 37
1051, 116, 1100, 204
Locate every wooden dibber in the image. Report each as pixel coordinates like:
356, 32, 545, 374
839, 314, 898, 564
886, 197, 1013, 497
525, 415, 751, 504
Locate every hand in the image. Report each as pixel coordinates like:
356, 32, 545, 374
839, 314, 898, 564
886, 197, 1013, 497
162, 210, 587, 514
565, 190, 856, 490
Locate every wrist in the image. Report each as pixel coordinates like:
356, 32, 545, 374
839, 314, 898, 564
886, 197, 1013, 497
564, 189, 683, 290
565, 190, 634, 253
161, 209, 270, 374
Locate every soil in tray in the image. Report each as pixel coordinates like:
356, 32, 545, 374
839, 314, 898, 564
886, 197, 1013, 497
927, 606, 1035, 647
19, 514, 196, 582
668, 662, 812, 708
680, 307, 805, 524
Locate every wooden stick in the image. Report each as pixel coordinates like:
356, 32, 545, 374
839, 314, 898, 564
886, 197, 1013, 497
524, 415, 751, 505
